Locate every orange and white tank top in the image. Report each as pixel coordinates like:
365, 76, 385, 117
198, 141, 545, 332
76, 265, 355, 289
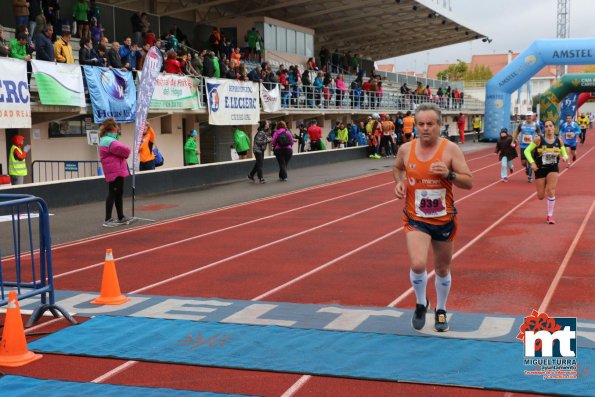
404, 138, 456, 225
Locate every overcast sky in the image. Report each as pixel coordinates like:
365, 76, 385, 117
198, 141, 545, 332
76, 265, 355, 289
380, 0, 594, 73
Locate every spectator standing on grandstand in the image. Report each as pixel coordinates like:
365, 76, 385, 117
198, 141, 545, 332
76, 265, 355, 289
307, 119, 322, 151
118, 36, 133, 69
456, 113, 465, 144
99, 118, 132, 227
208, 27, 220, 56
13, 0, 30, 34
88, 0, 100, 22
53, 29, 74, 63
232, 126, 251, 160
184, 130, 200, 166
393, 102, 473, 332
72, 0, 89, 39
144, 29, 155, 46
130, 11, 143, 45
380, 114, 395, 157
335, 74, 347, 108
248, 120, 269, 183
34, 24, 54, 61
42, 0, 59, 40
138, 121, 156, 171
246, 27, 258, 62
202, 51, 215, 77
272, 121, 294, 181
90, 43, 107, 67
8, 134, 29, 185
29, 0, 44, 43
107, 41, 126, 70
79, 37, 103, 65
89, 17, 103, 45
0, 25, 10, 57
137, 42, 149, 70
164, 49, 182, 74
9, 33, 31, 61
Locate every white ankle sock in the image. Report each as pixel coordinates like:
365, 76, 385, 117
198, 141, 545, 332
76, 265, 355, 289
409, 270, 427, 305
435, 273, 452, 311
547, 197, 555, 217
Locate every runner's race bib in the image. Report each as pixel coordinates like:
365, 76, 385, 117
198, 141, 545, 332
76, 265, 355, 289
542, 152, 558, 165
565, 132, 575, 140
415, 189, 447, 218
522, 134, 533, 144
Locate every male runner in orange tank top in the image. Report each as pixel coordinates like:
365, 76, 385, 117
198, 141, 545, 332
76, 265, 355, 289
393, 103, 473, 332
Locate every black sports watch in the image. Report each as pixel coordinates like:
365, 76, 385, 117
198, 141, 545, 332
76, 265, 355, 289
447, 171, 457, 181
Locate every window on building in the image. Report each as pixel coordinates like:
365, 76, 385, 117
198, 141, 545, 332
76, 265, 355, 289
296, 31, 305, 56
276, 26, 286, 52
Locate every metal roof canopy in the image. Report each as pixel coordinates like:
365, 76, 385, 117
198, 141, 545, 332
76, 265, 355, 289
105, 0, 486, 61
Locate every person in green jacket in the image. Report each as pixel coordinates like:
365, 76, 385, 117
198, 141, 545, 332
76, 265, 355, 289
213, 53, 220, 78
72, 0, 90, 39
184, 130, 199, 165
9, 33, 31, 61
232, 127, 251, 159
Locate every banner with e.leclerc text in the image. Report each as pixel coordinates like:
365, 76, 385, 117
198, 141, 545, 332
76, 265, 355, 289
0, 58, 31, 128
206, 78, 259, 125
32, 60, 86, 107
82, 66, 136, 124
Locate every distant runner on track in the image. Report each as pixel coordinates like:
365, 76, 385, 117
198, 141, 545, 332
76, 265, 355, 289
523, 119, 568, 224
393, 103, 473, 332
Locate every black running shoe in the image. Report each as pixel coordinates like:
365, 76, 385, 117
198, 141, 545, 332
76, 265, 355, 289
411, 299, 430, 330
434, 309, 449, 332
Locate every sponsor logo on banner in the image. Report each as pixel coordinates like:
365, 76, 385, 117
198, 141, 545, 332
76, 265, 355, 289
150, 74, 200, 110
82, 66, 136, 123
206, 78, 259, 125
0, 58, 31, 128
32, 60, 86, 107
518, 310, 578, 379
260, 83, 280, 113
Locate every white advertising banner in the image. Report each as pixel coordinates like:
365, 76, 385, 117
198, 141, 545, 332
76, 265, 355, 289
31, 60, 86, 107
205, 78, 259, 125
0, 58, 31, 128
150, 74, 200, 110
260, 83, 281, 113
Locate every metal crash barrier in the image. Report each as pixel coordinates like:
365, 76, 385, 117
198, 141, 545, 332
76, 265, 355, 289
0, 194, 76, 327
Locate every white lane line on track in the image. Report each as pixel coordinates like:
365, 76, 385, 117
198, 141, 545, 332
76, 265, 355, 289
129, 199, 398, 294
46, 150, 493, 252
53, 181, 394, 280
280, 148, 595, 397
47, 170, 392, 251
86, 151, 495, 385
539, 199, 595, 313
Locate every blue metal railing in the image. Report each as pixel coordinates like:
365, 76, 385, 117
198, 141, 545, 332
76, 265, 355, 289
0, 194, 76, 326
31, 160, 101, 183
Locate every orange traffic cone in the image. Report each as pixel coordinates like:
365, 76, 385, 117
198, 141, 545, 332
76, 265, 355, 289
91, 249, 130, 305
0, 291, 43, 367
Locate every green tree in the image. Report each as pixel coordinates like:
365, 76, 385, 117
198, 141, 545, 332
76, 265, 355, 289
436, 61, 468, 81
464, 64, 493, 81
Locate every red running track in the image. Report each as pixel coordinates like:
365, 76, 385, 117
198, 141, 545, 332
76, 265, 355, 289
2, 143, 594, 397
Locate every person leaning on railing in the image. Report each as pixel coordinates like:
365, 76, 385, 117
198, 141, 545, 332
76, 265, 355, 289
0, 25, 10, 57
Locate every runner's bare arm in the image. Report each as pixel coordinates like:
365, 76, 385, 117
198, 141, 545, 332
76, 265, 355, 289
393, 143, 408, 199
447, 144, 473, 190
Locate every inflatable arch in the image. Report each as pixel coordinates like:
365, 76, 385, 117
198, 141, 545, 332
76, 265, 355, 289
484, 38, 595, 141
540, 74, 595, 124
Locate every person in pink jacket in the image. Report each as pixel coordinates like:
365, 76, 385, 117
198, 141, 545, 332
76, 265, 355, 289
98, 118, 132, 227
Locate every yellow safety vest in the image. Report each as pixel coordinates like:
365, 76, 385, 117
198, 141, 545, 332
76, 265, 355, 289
9, 145, 27, 177
473, 118, 481, 129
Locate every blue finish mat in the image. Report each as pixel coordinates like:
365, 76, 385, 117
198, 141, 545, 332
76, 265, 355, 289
0, 375, 255, 397
30, 316, 595, 396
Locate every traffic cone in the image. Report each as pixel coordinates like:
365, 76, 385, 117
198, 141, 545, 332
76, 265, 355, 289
91, 249, 130, 305
0, 291, 43, 367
